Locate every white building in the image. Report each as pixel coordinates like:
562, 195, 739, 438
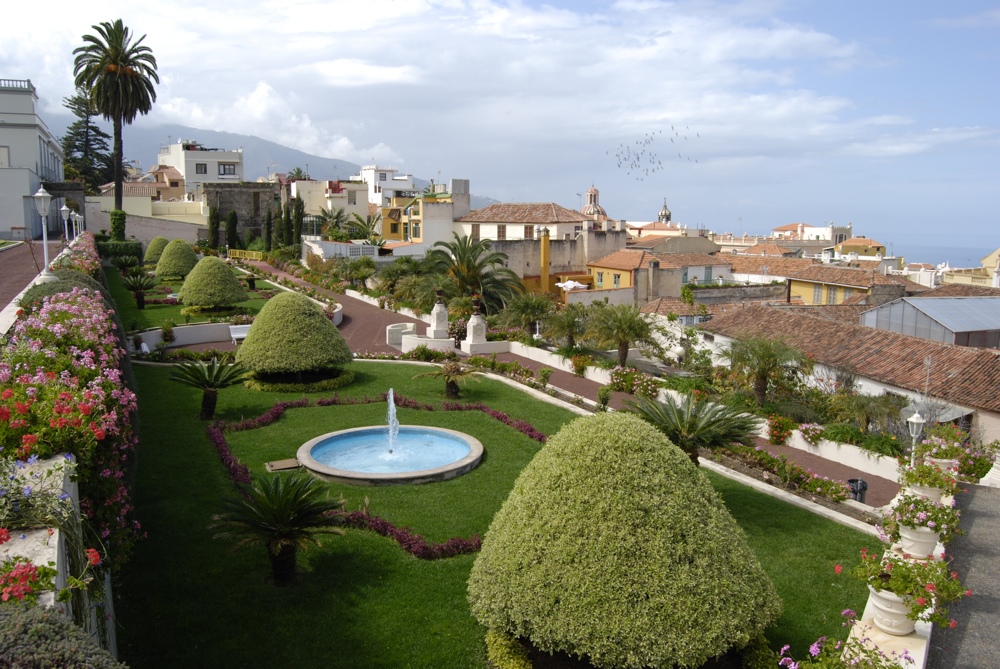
157, 139, 243, 197
0, 79, 64, 240
356, 165, 416, 206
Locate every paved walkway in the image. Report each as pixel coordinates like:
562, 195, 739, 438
0, 241, 64, 309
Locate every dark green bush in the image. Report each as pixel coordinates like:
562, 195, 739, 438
177, 257, 248, 308
143, 236, 169, 265
0, 604, 128, 668
485, 630, 533, 669
18, 272, 112, 314
660, 374, 713, 394
468, 412, 782, 669
821, 423, 864, 446
402, 345, 453, 363
96, 240, 143, 260
155, 239, 198, 279
109, 209, 126, 241
860, 432, 905, 457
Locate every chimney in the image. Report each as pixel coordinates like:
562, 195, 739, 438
540, 227, 551, 293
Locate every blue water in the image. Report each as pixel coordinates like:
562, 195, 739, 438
311, 427, 470, 474
883, 243, 995, 268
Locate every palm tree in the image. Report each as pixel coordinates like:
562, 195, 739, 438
723, 336, 809, 407
830, 392, 906, 434
393, 274, 446, 314
121, 272, 156, 310
348, 211, 382, 240
414, 361, 480, 399
169, 358, 250, 420
584, 303, 662, 367
500, 293, 554, 331
426, 233, 523, 314
318, 206, 348, 239
626, 392, 760, 466
287, 166, 307, 180
209, 475, 344, 587
543, 302, 588, 350
73, 19, 158, 211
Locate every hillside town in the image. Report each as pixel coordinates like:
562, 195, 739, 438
2, 34, 1000, 669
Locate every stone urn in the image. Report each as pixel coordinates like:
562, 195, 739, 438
906, 484, 945, 504
868, 585, 916, 636
897, 526, 940, 560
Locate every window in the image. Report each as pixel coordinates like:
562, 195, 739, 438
411, 223, 420, 239
470, 224, 480, 242
524, 225, 534, 240
826, 286, 837, 304
681, 268, 688, 283
813, 285, 822, 304
390, 222, 399, 234
497, 224, 506, 240
169, 181, 179, 187
705, 266, 713, 282
596, 272, 604, 287
347, 190, 357, 205
379, 173, 387, 181
195, 163, 207, 175
219, 163, 236, 176
613, 273, 621, 288
843, 288, 853, 300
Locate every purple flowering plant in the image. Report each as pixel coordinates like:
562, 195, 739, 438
878, 492, 962, 544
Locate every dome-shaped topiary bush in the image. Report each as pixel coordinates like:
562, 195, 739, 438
0, 604, 127, 668
235, 292, 352, 383
177, 256, 248, 309
144, 235, 169, 265
155, 239, 198, 279
467, 411, 782, 669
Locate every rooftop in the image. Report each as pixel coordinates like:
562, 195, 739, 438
458, 203, 587, 224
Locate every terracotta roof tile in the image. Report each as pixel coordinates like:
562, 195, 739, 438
740, 243, 792, 256
922, 284, 1000, 298
587, 250, 654, 271
787, 265, 908, 288
728, 256, 819, 277
652, 252, 732, 268
458, 203, 587, 224
641, 297, 773, 318
703, 304, 1000, 412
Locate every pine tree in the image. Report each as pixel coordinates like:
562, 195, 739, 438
283, 202, 292, 247
292, 196, 304, 243
208, 206, 220, 248
226, 210, 239, 250
264, 207, 273, 252
60, 89, 113, 194
274, 206, 285, 247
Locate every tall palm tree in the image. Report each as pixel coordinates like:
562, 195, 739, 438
723, 336, 808, 407
584, 303, 662, 367
210, 475, 344, 586
318, 206, 348, 238
426, 233, 523, 314
543, 302, 588, 350
287, 166, 307, 180
500, 293, 554, 331
414, 361, 480, 399
348, 211, 382, 240
627, 392, 760, 466
73, 19, 158, 211
169, 358, 250, 420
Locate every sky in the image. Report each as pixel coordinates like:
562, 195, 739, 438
2, 0, 998, 254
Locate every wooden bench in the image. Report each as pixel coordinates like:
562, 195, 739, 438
229, 325, 251, 344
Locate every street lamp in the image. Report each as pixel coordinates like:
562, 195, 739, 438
32, 186, 58, 283
74, 212, 84, 236
60, 203, 71, 241
907, 411, 926, 467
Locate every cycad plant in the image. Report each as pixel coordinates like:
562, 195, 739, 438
414, 361, 480, 399
121, 272, 157, 310
111, 254, 139, 275
168, 358, 250, 420
626, 392, 760, 465
209, 475, 345, 586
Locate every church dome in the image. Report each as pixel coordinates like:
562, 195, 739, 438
581, 186, 607, 220
658, 199, 672, 223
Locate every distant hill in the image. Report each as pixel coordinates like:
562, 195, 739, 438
49, 118, 499, 209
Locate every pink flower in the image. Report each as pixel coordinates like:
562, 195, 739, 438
834, 564, 843, 574
926, 583, 936, 593
85, 548, 101, 566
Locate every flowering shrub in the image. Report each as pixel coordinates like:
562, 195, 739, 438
609, 366, 635, 392
448, 317, 468, 343
852, 546, 967, 626
608, 366, 660, 398
915, 435, 965, 461
898, 462, 961, 496
799, 423, 824, 446
55, 232, 102, 279
335, 510, 480, 559
879, 492, 962, 544
777, 610, 915, 668
958, 440, 997, 482
719, 444, 851, 503
768, 415, 795, 445
0, 557, 57, 604
569, 354, 591, 377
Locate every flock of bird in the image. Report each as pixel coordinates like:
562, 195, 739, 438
609, 125, 700, 181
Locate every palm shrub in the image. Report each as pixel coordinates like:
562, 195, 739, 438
584, 302, 662, 367
168, 358, 250, 420
110, 254, 139, 274
143, 235, 169, 265
467, 412, 781, 669
723, 336, 809, 406
209, 475, 345, 586
177, 256, 248, 310
543, 302, 588, 349
235, 291, 352, 384
627, 392, 760, 465
155, 238, 198, 279
829, 392, 905, 434
413, 361, 480, 399
121, 272, 158, 310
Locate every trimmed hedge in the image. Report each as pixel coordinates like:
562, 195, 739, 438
155, 239, 198, 279
467, 412, 782, 669
109, 209, 126, 241
486, 630, 533, 669
0, 586, 128, 668
143, 236, 169, 265
96, 240, 143, 260
17, 271, 112, 314
243, 370, 355, 393
177, 256, 248, 308
235, 291, 352, 376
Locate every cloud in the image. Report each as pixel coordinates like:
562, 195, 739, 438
928, 9, 1000, 28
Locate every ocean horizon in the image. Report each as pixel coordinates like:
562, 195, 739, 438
882, 243, 996, 268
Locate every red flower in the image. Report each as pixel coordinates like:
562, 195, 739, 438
965, 589, 973, 597
949, 619, 958, 629
85, 548, 101, 566
0, 528, 9, 545
1, 389, 12, 399
21, 434, 37, 447
77, 403, 92, 415
916, 597, 927, 606
834, 564, 843, 574
93, 428, 106, 441
926, 583, 936, 592
0, 407, 9, 422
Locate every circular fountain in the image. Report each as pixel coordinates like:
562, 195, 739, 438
296, 389, 484, 485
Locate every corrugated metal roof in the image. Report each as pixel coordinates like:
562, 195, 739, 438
903, 297, 1000, 332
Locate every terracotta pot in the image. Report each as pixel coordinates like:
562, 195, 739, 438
868, 585, 916, 636
898, 525, 940, 560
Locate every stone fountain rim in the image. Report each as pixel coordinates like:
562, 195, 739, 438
296, 425, 484, 486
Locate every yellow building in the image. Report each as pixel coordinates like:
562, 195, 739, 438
786, 265, 914, 305
833, 236, 886, 258
941, 247, 1000, 287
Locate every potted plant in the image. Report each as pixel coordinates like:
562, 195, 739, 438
879, 493, 962, 558
898, 462, 960, 502
777, 610, 919, 668
914, 436, 964, 471
853, 546, 968, 635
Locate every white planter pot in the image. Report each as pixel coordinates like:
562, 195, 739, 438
868, 585, 916, 636
926, 457, 959, 473
906, 484, 944, 504
898, 525, 940, 559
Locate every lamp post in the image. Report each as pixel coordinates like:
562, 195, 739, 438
32, 186, 58, 283
907, 411, 926, 467
74, 212, 84, 236
60, 203, 71, 241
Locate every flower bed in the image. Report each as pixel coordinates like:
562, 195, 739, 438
718, 443, 851, 503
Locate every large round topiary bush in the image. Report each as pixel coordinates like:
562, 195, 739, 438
155, 239, 198, 279
235, 291, 352, 383
467, 411, 782, 669
144, 235, 169, 265
0, 604, 127, 668
177, 256, 248, 309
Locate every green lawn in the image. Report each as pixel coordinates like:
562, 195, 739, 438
114, 362, 879, 668
105, 267, 282, 331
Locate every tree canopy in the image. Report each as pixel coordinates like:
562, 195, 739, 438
426, 233, 523, 314
155, 239, 198, 279
60, 88, 113, 195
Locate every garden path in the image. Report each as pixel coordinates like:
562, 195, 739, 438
0, 241, 65, 308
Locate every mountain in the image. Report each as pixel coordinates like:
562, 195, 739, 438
49, 117, 499, 209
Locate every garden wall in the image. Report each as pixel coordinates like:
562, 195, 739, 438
784, 430, 899, 481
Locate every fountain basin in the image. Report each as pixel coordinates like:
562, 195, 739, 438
297, 426, 484, 485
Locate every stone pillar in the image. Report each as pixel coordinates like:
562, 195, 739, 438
540, 227, 551, 294
465, 299, 487, 345
428, 290, 449, 339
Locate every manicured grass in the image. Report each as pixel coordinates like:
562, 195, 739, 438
105, 267, 281, 331
115, 361, 881, 668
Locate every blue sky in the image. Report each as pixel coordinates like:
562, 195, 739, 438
1, 0, 997, 254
